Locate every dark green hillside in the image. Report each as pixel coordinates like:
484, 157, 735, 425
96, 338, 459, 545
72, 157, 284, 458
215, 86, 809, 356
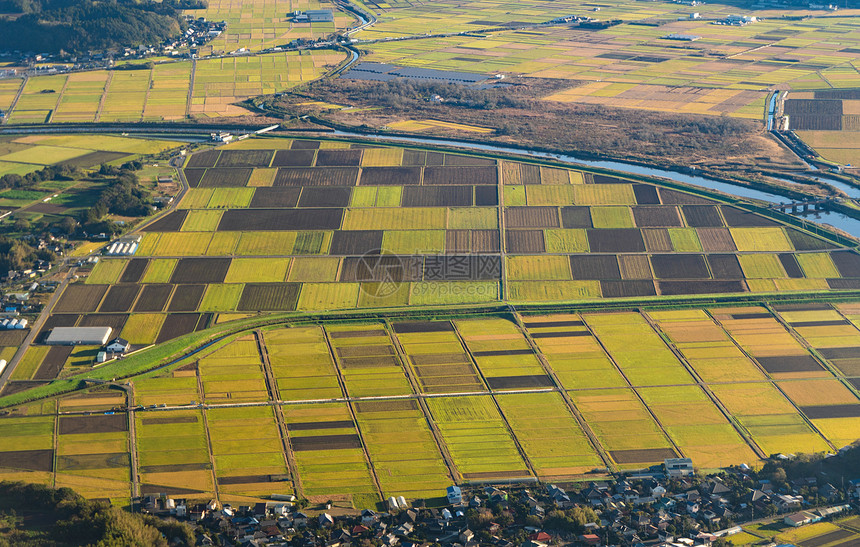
0, 0, 201, 53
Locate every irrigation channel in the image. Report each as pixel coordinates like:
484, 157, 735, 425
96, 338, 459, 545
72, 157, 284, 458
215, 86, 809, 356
331, 130, 860, 239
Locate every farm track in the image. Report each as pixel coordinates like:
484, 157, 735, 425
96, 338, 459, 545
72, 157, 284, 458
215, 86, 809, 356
450, 320, 539, 480
4, 75, 26, 124
124, 382, 140, 499
703, 308, 837, 452
577, 315, 686, 461
196, 366, 223, 503
94, 72, 113, 123
384, 318, 460, 484
254, 330, 303, 498
643, 312, 768, 460
510, 310, 614, 472
768, 302, 860, 402
321, 327, 386, 501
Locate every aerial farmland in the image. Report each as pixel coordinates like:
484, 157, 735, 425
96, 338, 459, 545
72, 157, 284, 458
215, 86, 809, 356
0, 0, 859, 541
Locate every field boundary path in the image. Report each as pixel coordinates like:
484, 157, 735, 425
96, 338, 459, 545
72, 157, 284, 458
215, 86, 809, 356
196, 367, 223, 504
767, 302, 860, 401
580, 314, 685, 460
643, 312, 768, 460
185, 59, 196, 118
124, 382, 140, 498
4, 76, 25, 124
384, 318, 460, 483
511, 309, 613, 471
45, 76, 69, 124
704, 309, 837, 452
94, 71, 113, 123
451, 320, 539, 480
321, 327, 386, 501
254, 330, 303, 498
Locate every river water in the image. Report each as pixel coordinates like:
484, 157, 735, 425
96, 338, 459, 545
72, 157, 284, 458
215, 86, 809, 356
333, 131, 860, 239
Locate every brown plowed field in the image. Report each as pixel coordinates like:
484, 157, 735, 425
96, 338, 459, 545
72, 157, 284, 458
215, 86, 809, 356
720, 206, 779, 227
170, 258, 231, 284
99, 284, 141, 313
185, 149, 220, 168
250, 187, 301, 208
216, 150, 274, 168
423, 166, 496, 186
642, 228, 673, 252
707, 254, 744, 279
403, 186, 472, 207
218, 208, 343, 231
632, 184, 660, 205
183, 169, 206, 188
33, 346, 73, 380
359, 166, 421, 185
78, 314, 128, 333
155, 313, 201, 344
167, 284, 206, 311
561, 206, 593, 228
199, 168, 253, 188
0, 449, 53, 472
316, 149, 362, 166
801, 404, 860, 419
682, 205, 724, 227
601, 280, 657, 297
632, 206, 682, 227
506, 207, 560, 228
755, 355, 824, 373
570, 255, 621, 280
697, 228, 737, 252
587, 229, 645, 253
330, 230, 384, 255
610, 447, 677, 464
272, 149, 316, 167
291, 140, 320, 149
120, 259, 149, 283
274, 167, 359, 187
134, 284, 174, 312
237, 283, 300, 311
54, 284, 109, 313
650, 254, 710, 279
485, 375, 554, 389
506, 230, 545, 253
59, 414, 127, 435
298, 187, 352, 207
291, 434, 362, 451
141, 211, 187, 232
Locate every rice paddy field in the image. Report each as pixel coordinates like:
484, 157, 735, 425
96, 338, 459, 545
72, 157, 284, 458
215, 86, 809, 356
345, 1, 860, 119
187, 0, 354, 53
3, 299, 860, 506
2, 137, 860, 508
3, 49, 343, 123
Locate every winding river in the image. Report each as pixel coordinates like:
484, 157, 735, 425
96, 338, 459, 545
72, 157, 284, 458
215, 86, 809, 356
332, 130, 860, 239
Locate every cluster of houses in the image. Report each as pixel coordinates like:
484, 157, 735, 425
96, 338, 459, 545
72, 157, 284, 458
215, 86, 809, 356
134, 455, 860, 547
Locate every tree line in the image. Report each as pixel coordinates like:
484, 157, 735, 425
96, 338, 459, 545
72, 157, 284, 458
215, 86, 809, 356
0, 0, 205, 54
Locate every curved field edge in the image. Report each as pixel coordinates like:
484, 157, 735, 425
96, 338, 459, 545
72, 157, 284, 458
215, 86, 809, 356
250, 133, 860, 240
4, 289, 860, 409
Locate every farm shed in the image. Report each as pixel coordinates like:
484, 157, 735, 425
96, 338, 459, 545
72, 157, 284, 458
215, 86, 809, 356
45, 326, 112, 346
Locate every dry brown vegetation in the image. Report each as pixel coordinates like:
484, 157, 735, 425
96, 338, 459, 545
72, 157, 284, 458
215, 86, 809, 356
268, 78, 807, 184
